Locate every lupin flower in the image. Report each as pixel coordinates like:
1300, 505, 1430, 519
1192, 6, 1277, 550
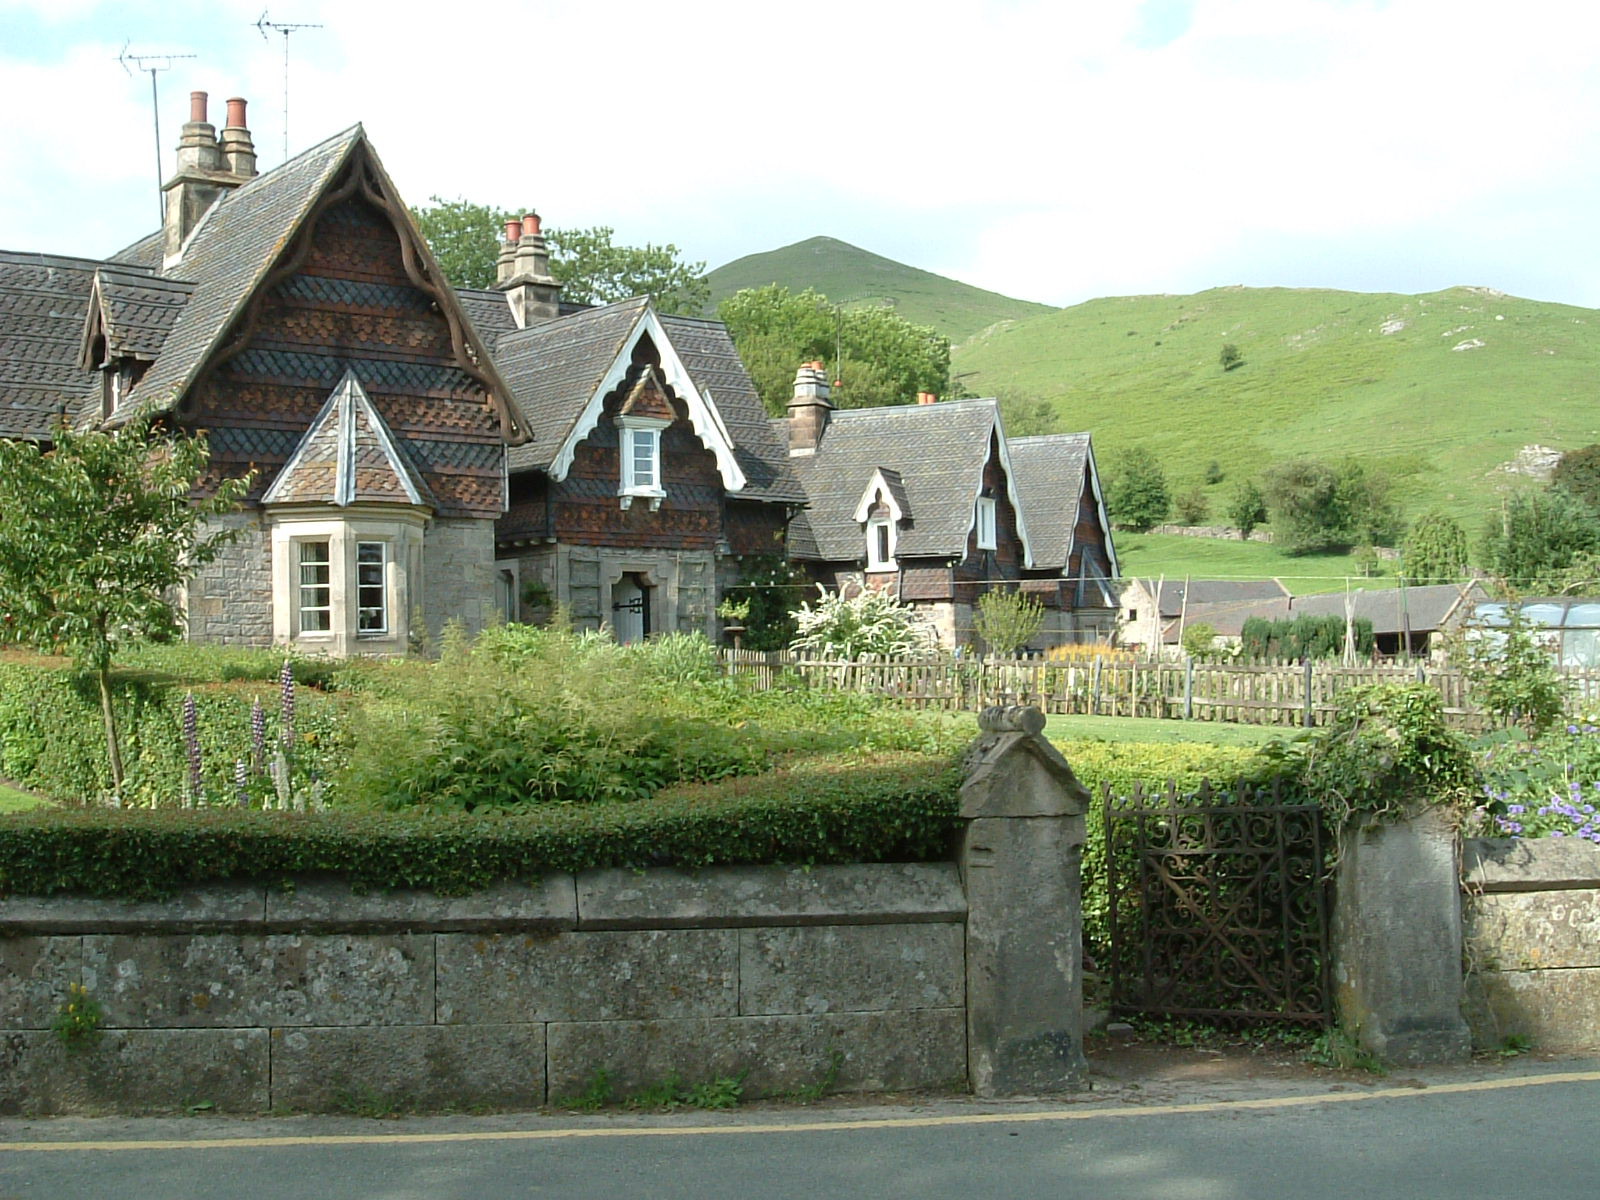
251, 697, 267, 774
235, 759, 250, 807
182, 692, 204, 805
279, 659, 295, 749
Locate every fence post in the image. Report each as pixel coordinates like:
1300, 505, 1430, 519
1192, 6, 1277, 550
1184, 658, 1194, 721
1302, 657, 1314, 728
959, 705, 1089, 1096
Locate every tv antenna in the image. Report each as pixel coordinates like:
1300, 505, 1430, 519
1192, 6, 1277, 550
119, 43, 197, 227
255, 11, 323, 162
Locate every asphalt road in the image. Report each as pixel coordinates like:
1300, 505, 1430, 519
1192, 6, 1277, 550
4, 1062, 1597, 1199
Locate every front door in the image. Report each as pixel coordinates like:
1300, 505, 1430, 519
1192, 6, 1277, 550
611, 573, 651, 644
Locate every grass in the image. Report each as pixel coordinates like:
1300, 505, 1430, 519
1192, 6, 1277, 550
954, 283, 1600, 536
704, 236, 1054, 343
1113, 531, 1400, 595
1042, 714, 1285, 747
0, 781, 48, 813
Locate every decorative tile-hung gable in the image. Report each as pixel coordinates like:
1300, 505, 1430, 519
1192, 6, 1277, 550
853, 467, 910, 572
263, 370, 432, 656
545, 304, 747, 494
616, 365, 674, 510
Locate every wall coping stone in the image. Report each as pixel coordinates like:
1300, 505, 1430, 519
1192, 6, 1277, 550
1464, 837, 1600, 893
575, 862, 965, 930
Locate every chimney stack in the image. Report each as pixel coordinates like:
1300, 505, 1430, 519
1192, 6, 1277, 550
496, 210, 562, 327
162, 90, 260, 263
786, 361, 834, 456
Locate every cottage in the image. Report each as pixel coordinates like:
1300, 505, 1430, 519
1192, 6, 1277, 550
1115, 578, 1290, 655
775, 370, 1117, 650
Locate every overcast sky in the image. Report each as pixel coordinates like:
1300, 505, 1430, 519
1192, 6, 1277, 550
3, 0, 1596, 310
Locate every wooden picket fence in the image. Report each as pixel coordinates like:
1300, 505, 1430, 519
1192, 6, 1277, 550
719, 649, 1600, 730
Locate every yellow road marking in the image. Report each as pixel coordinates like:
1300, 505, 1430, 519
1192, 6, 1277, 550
6, 1069, 1599, 1154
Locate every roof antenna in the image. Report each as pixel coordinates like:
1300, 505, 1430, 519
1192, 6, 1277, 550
254, 10, 323, 163
119, 43, 197, 228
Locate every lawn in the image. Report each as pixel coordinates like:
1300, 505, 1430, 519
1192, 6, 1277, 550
0, 781, 47, 812
946, 710, 1285, 747
1113, 531, 1397, 595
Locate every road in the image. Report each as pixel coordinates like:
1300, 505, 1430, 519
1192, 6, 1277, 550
3, 1062, 1596, 1199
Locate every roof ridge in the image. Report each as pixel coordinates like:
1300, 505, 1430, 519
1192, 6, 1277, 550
0, 249, 127, 271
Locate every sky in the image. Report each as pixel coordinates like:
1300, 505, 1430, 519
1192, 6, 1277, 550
2, 0, 1597, 310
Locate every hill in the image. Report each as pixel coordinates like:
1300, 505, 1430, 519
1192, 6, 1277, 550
704, 236, 1054, 343
953, 285, 1600, 537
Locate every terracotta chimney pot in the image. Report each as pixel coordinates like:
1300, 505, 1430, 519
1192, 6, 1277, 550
522, 213, 542, 238
189, 91, 208, 122
504, 218, 523, 244
225, 97, 248, 128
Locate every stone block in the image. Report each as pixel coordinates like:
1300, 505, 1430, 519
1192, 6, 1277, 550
1465, 837, 1600, 892
0, 1028, 268, 1116
83, 933, 434, 1028
739, 923, 964, 1015
576, 863, 965, 930
1467, 968, 1600, 1052
546, 1009, 965, 1101
1466, 890, 1600, 970
264, 875, 577, 933
0, 936, 80, 1028
436, 929, 736, 1024
269, 1024, 546, 1111
0, 885, 267, 934
1332, 810, 1471, 1065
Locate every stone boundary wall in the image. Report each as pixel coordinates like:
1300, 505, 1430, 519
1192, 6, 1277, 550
0, 863, 967, 1116
1462, 837, 1600, 1051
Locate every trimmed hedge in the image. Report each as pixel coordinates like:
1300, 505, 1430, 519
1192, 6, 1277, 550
0, 752, 962, 899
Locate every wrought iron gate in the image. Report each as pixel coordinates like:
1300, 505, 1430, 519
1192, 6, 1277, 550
1103, 780, 1331, 1025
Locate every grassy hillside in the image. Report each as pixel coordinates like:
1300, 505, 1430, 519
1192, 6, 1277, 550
955, 285, 1600, 536
1112, 533, 1397, 595
705, 236, 1054, 343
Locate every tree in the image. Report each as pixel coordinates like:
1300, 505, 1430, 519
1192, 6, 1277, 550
1464, 600, 1569, 736
0, 416, 250, 793
1219, 343, 1244, 371
1227, 479, 1268, 539
993, 388, 1057, 438
1261, 457, 1400, 555
1105, 445, 1169, 532
973, 589, 1045, 657
1180, 621, 1217, 659
1173, 485, 1209, 526
544, 226, 708, 315
1552, 443, 1600, 513
717, 286, 951, 414
1480, 488, 1600, 590
1402, 510, 1469, 585
409, 198, 708, 315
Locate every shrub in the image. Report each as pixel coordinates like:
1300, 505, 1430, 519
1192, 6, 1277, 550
973, 590, 1045, 657
1462, 601, 1569, 736
789, 586, 936, 659
0, 751, 962, 899
1173, 486, 1209, 526
1476, 721, 1600, 840
1239, 614, 1373, 661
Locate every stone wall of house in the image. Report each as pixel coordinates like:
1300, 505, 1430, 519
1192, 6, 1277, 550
420, 517, 497, 641
183, 512, 273, 646
532, 544, 719, 639
1462, 837, 1600, 1052
0, 864, 966, 1116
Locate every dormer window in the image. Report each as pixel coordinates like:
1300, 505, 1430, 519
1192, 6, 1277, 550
618, 415, 669, 509
867, 517, 897, 571
976, 496, 998, 551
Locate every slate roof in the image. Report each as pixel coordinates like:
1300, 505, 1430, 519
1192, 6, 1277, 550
0, 250, 106, 438
262, 370, 434, 508
1132, 578, 1292, 620
109, 126, 364, 422
785, 398, 1005, 562
86, 266, 195, 362
497, 297, 803, 505
1158, 582, 1488, 641
455, 287, 517, 351
1008, 433, 1092, 572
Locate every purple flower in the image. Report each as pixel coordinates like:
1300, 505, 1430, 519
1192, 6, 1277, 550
251, 698, 267, 774
1508, 804, 1525, 815
182, 692, 204, 803
279, 660, 295, 749
234, 759, 250, 807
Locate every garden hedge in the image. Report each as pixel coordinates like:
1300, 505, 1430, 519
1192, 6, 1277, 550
0, 752, 962, 899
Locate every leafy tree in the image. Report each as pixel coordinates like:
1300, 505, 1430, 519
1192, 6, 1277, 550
993, 389, 1057, 438
1173, 485, 1209, 526
722, 552, 806, 651
1552, 443, 1600, 513
1402, 510, 1470, 585
1219, 343, 1244, 371
1204, 459, 1224, 485
1240, 614, 1373, 661
1261, 457, 1400, 555
973, 589, 1046, 657
544, 226, 708, 315
789, 585, 936, 659
717, 286, 951, 414
409, 198, 708, 315
0, 416, 250, 793
1227, 479, 1268, 539
1180, 621, 1217, 659
1106, 445, 1170, 532
1480, 488, 1600, 590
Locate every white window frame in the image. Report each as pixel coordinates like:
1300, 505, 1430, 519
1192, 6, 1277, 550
355, 540, 389, 636
297, 539, 333, 636
618, 415, 669, 509
866, 517, 897, 572
976, 497, 998, 551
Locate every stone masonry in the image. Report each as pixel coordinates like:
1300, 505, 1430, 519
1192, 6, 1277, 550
419, 517, 497, 642
183, 512, 273, 646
